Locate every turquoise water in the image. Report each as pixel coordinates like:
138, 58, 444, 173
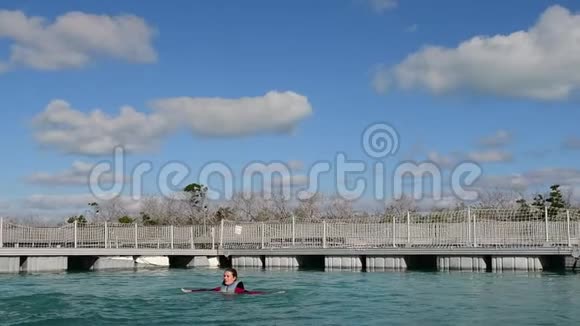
1, 269, 579, 325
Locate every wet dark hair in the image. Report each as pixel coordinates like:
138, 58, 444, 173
224, 268, 238, 280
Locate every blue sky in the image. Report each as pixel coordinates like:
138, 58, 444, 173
1, 0, 580, 219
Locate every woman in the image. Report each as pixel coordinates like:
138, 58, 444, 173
219, 268, 247, 294
182, 268, 264, 295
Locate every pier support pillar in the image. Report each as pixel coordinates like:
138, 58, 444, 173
92, 256, 135, 270
265, 256, 299, 269
366, 256, 407, 271
492, 257, 543, 271
0, 257, 19, 273
135, 256, 169, 268
21, 256, 67, 273
325, 256, 362, 271
438, 256, 487, 271
231, 256, 263, 268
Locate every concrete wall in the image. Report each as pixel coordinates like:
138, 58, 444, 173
93, 256, 135, 270
438, 256, 487, 271
325, 256, 362, 271
265, 256, 299, 268
0, 257, 20, 273
366, 256, 407, 271
492, 257, 543, 271
135, 256, 169, 268
21, 257, 67, 273
565, 256, 579, 271
231, 256, 263, 268
188, 256, 210, 267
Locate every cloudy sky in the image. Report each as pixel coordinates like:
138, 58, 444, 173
1, 0, 580, 219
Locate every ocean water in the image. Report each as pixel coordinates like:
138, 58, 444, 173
1, 268, 579, 325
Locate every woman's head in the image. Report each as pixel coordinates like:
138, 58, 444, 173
223, 268, 238, 285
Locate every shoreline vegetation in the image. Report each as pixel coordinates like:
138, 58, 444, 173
4, 183, 579, 227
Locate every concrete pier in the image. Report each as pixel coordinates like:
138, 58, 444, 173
135, 256, 169, 267
0, 257, 19, 273
325, 256, 363, 271
188, 256, 210, 267
21, 257, 67, 273
366, 256, 407, 271
232, 256, 263, 268
565, 256, 579, 271
438, 256, 487, 271
265, 256, 299, 268
1, 246, 579, 273
93, 256, 135, 270
492, 257, 543, 271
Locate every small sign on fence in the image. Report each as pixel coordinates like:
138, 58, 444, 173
234, 225, 243, 235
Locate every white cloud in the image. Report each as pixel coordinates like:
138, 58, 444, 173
477, 130, 512, 147
150, 91, 312, 137
371, 64, 391, 93
467, 150, 512, 163
32, 91, 313, 155
373, 5, 580, 100
23, 193, 99, 210
369, 0, 398, 13
272, 175, 309, 187
25, 160, 130, 185
21, 193, 142, 215
562, 136, 580, 150
0, 10, 157, 71
476, 168, 580, 192
32, 100, 172, 155
427, 151, 460, 169
427, 149, 511, 166
288, 160, 305, 171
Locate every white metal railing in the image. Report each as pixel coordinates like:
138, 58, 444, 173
1, 208, 580, 250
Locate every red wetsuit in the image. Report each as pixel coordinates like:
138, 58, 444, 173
183, 281, 265, 295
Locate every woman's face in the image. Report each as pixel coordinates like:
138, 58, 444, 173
223, 271, 236, 285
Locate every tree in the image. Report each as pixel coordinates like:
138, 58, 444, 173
118, 215, 135, 224
88, 202, 100, 220
214, 206, 234, 221
515, 198, 531, 220
546, 184, 569, 218
140, 212, 159, 225
183, 183, 208, 224
98, 197, 127, 222
67, 214, 87, 225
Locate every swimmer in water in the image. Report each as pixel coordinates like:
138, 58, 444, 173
182, 268, 265, 295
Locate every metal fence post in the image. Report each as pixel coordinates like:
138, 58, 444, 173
219, 219, 224, 249
0, 217, 3, 248
407, 211, 411, 246
170, 225, 174, 249
134, 224, 138, 249
467, 207, 472, 246
567, 210, 571, 247
473, 213, 477, 247
292, 214, 295, 247
211, 227, 215, 250
190, 226, 195, 249
74, 220, 78, 248
104, 221, 108, 249
392, 215, 396, 247
322, 220, 327, 249
261, 223, 265, 249
545, 206, 549, 243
